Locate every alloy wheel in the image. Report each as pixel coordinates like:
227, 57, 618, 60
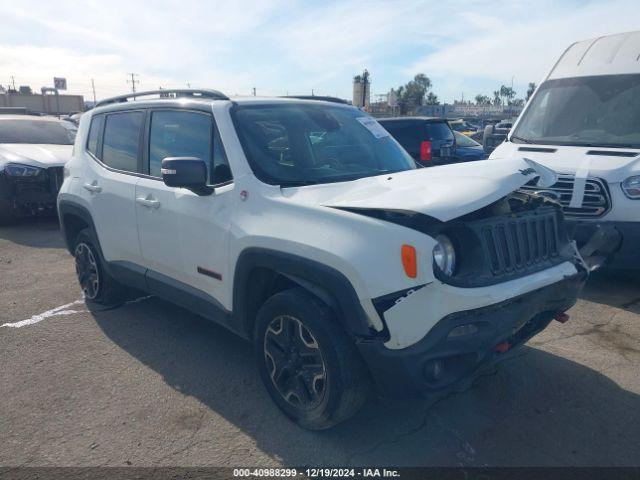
74, 242, 100, 299
263, 315, 327, 409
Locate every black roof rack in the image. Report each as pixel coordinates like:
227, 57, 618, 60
95, 89, 229, 108
282, 95, 349, 105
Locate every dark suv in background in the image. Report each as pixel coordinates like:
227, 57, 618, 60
378, 117, 456, 166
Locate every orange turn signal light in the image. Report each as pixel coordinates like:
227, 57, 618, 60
401, 244, 417, 278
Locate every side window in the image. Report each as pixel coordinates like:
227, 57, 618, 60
86, 114, 104, 157
102, 111, 143, 172
149, 111, 212, 178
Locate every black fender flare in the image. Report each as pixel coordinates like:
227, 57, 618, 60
233, 247, 374, 339
57, 201, 98, 254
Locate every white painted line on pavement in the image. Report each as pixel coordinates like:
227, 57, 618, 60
1, 300, 86, 328
1, 295, 154, 329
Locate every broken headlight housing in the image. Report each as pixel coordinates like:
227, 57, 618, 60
432, 234, 456, 276
4, 163, 43, 177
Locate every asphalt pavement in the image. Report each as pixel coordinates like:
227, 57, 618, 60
1, 219, 639, 467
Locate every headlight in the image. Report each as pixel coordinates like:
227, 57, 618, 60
433, 234, 456, 276
4, 163, 43, 177
622, 176, 640, 199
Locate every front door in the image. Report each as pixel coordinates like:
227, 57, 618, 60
135, 109, 234, 309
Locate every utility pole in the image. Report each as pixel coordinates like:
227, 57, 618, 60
252, 87, 256, 96
91, 79, 97, 103
127, 73, 139, 93
10, 76, 16, 90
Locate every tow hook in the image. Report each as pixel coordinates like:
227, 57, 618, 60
554, 312, 570, 324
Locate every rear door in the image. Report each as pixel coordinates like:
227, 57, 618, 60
81, 110, 143, 266
135, 108, 234, 309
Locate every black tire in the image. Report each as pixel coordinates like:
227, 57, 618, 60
255, 287, 371, 430
73, 228, 125, 305
0, 198, 15, 226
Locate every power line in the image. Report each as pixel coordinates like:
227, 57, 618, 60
126, 73, 139, 93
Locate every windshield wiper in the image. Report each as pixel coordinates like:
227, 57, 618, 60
510, 134, 533, 144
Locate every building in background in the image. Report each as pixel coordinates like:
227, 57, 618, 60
0, 87, 84, 115
352, 70, 370, 109
418, 102, 523, 120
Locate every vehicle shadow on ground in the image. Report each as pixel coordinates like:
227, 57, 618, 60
580, 269, 640, 314
90, 297, 640, 466
0, 217, 64, 249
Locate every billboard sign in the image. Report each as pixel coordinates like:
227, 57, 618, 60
54, 77, 67, 90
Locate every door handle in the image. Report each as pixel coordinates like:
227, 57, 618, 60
83, 182, 102, 193
136, 196, 161, 209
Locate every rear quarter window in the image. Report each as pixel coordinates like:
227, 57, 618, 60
102, 111, 144, 173
379, 121, 422, 152
86, 115, 104, 157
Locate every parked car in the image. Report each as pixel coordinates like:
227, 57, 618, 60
449, 119, 478, 136
0, 115, 75, 224
491, 30, 640, 269
58, 90, 587, 429
377, 117, 456, 166
453, 131, 487, 162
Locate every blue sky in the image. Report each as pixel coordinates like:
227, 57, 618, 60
1, 0, 638, 103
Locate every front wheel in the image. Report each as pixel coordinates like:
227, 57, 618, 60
0, 198, 15, 226
255, 288, 371, 430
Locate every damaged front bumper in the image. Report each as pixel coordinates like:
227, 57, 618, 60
570, 220, 640, 270
357, 266, 587, 397
0, 167, 64, 218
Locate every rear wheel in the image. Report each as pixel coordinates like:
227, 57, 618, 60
73, 228, 125, 304
255, 288, 371, 430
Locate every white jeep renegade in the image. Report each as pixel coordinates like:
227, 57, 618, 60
58, 89, 587, 429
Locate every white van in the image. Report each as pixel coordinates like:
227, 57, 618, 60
491, 31, 640, 269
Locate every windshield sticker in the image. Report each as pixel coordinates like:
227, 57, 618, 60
356, 117, 390, 139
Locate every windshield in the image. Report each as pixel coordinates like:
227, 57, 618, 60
232, 103, 416, 186
454, 131, 481, 147
512, 74, 640, 149
0, 119, 76, 145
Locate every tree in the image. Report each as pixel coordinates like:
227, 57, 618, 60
493, 90, 502, 106
475, 94, 490, 105
526, 82, 537, 101
395, 73, 435, 114
499, 85, 516, 104
425, 92, 439, 105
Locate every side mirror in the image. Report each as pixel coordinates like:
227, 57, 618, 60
161, 157, 212, 195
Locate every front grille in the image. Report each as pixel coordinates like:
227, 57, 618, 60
476, 207, 560, 277
519, 174, 611, 218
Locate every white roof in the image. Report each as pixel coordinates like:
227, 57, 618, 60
549, 30, 640, 79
